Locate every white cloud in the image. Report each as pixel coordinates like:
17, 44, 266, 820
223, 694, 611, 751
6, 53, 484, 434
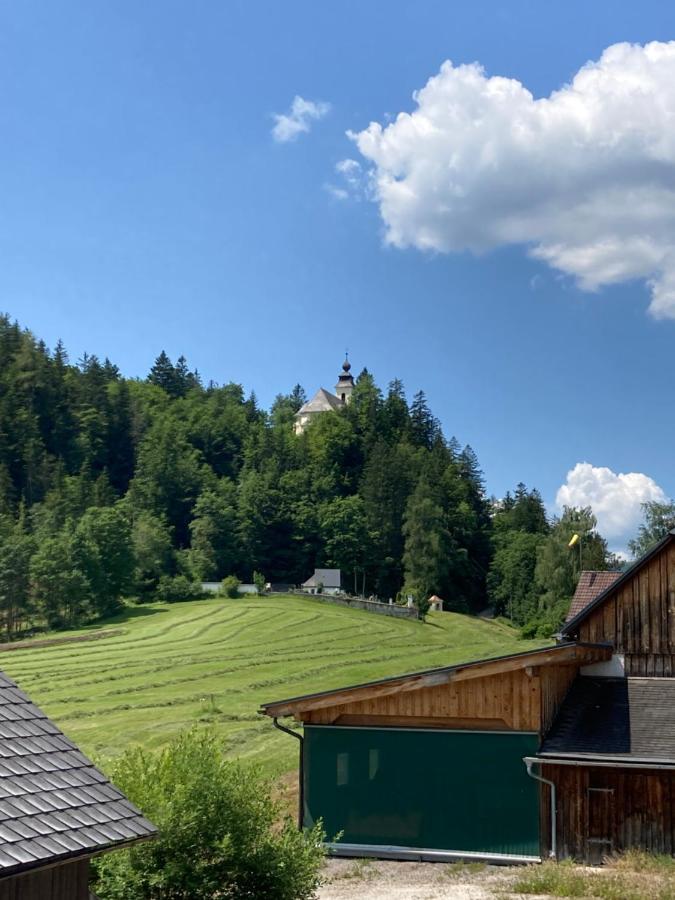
325, 158, 366, 201
350, 41, 675, 318
324, 184, 349, 201
335, 158, 362, 184
272, 95, 330, 143
555, 462, 667, 543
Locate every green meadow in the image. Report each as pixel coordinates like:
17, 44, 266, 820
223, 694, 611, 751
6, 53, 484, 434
0, 595, 546, 774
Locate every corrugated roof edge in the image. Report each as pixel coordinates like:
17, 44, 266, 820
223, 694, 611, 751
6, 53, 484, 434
259, 641, 611, 716
561, 529, 675, 637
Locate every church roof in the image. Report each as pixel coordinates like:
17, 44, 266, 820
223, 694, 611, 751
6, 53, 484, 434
296, 388, 343, 416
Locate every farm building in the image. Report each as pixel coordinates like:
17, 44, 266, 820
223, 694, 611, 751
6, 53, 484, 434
261, 530, 675, 864
0, 670, 156, 899
302, 569, 342, 595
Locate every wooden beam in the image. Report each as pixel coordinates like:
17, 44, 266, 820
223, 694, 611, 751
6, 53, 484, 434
329, 714, 511, 730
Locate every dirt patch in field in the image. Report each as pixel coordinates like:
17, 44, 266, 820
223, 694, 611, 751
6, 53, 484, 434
0, 629, 124, 652
273, 770, 300, 822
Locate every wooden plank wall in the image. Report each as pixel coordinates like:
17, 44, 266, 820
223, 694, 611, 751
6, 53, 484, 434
539, 665, 578, 735
302, 666, 583, 734
540, 765, 675, 862
302, 669, 540, 729
0, 860, 90, 900
577, 543, 675, 675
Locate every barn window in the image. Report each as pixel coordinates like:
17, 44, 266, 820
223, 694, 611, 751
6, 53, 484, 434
337, 752, 349, 786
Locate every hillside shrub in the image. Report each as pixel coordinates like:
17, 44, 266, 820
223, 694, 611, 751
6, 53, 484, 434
219, 575, 240, 598
92, 730, 325, 900
155, 575, 205, 603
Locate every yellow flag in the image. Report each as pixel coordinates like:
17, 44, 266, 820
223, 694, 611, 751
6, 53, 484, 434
568, 533, 580, 548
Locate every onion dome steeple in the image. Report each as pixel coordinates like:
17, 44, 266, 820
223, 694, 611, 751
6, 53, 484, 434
335, 352, 355, 404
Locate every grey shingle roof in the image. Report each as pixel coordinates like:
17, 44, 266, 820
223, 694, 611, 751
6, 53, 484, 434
303, 568, 341, 588
0, 671, 156, 878
540, 676, 675, 763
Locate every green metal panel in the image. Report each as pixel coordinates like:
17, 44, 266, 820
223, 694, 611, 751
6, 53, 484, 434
304, 726, 540, 857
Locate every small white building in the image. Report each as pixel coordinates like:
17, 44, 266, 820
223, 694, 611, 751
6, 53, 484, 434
302, 568, 342, 595
294, 357, 355, 435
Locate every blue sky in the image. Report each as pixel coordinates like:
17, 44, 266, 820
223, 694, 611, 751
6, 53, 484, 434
2, 1, 675, 550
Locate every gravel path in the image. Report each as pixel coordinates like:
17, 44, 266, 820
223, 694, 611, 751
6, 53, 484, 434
318, 859, 521, 900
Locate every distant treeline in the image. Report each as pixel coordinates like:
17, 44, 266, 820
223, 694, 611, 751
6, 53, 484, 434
0, 312, 652, 639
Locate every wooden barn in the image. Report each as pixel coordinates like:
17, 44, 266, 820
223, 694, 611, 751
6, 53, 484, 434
261, 529, 675, 864
0, 670, 156, 899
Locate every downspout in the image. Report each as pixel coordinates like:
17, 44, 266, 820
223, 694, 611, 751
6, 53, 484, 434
273, 717, 304, 830
525, 758, 556, 860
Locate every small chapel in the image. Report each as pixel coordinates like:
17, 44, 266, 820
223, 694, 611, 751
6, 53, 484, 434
293, 356, 355, 435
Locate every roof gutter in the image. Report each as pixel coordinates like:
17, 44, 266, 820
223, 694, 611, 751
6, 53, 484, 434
525, 759, 556, 859
273, 717, 304, 829
528, 755, 675, 771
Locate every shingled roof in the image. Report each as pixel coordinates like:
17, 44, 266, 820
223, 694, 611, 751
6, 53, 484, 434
540, 676, 675, 764
295, 388, 343, 416
0, 671, 156, 878
302, 568, 341, 589
566, 570, 622, 623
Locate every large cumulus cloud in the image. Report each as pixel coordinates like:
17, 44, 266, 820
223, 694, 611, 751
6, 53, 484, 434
351, 41, 675, 318
556, 462, 666, 545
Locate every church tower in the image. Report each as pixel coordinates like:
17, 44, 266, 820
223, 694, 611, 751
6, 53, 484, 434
335, 356, 354, 404
293, 355, 356, 434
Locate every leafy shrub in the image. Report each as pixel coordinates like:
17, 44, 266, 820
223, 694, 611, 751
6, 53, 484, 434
253, 570, 266, 595
219, 575, 240, 598
92, 730, 325, 900
155, 575, 205, 603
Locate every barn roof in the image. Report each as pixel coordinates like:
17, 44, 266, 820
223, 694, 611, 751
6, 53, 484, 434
562, 530, 675, 637
260, 642, 612, 719
566, 570, 622, 623
539, 676, 675, 765
0, 671, 156, 879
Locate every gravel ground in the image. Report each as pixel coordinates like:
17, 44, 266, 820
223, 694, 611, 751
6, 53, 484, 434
318, 858, 524, 900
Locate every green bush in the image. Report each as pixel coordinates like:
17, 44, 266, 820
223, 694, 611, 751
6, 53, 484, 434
253, 570, 266, 595
155, 574, 205, 603
219, 575, 241, 598
92, 730, 325, 900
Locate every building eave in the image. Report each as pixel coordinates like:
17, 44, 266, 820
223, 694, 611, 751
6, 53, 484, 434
259, 642, 612, 719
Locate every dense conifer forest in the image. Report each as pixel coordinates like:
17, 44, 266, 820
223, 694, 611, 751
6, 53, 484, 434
0, 314, 629, 638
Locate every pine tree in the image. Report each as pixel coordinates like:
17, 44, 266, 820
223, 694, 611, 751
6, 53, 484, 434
148, 351, 180, 397
409, 391, 440, 449
402, 477, 455, 613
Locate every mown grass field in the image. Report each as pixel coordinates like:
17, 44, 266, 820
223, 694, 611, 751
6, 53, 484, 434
0, 595, 546, 774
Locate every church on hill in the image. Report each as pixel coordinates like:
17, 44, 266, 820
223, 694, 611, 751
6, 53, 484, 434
293, 356, 355, 435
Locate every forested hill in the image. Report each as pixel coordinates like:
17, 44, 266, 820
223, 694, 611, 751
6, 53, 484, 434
0, 313, 620, 637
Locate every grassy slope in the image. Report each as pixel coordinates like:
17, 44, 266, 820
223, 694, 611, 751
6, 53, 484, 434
0, 595, 547, 774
